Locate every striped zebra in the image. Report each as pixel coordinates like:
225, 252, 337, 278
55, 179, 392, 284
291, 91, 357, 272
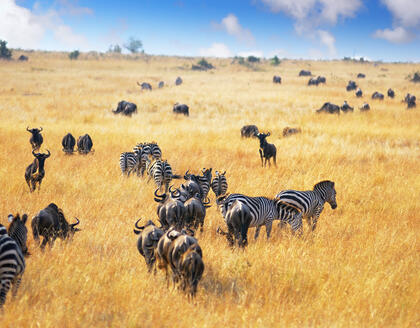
119, 152, 139, 176
147, 159, 174, 193
0, 214, 28, 307
217, 193, 302, 240
211, 171, 228, 197
275, 180, 337, 231
185, 168, 212, 200
134, 142, 162, 161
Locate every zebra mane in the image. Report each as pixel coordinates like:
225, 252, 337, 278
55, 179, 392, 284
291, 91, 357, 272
313, 180, 335, 191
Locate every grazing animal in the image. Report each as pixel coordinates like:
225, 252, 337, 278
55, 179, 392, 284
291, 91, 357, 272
282, 127, 301, 137
387, 88, 395, 98
26, 126, 43, 151
156, 228, 182, 281
341, 101, 354, 113
346, 80, 357, 91
273, 75, 281, 84
275, 180, 337, 231
173, 103, 189, 116
217, 194, 302, 240
0, 215, 28, 308
147, 159, 178, 193
308, 76, 326, 86
119, 152, 139, 176
372, 91, 384, 100
31, 203, 80, 249
175, 77, 183, 85
316, 102, 340, 114
355, 88, 363, 98
133, 219, 164, 272
404, 93, 416, 109
184, 194, 210, 232
308, 77, 319, 86
183, 168, 212, 200
357, 73, 365, 78
158, 81, 164, 88
178, 245, 204, 297
211, 170, 228, 197
77, 134, 93, 154
25, 150, 50, 192
154, 188, 186, 230
112, 100, 137, 116
256, 132, 277, 167
134, 142, 162, 161
360, 103, 370, 111
241, 125, 259, 138
62, 133, 76, 154
137, 81, 152, 90
299, 70, 311, 76
18, 55, 28, 61
180, 173, 203, 201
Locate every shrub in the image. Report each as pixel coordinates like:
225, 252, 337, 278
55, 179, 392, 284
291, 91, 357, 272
247, 55, 260, 63
69, 50, 80, 60
0, 40, 12, 59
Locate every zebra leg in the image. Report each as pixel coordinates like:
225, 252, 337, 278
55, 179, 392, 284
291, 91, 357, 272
311, 217, 319, 231
0, 280, 11, 307
291, 213, 303, 236
265, 221, 273, 239
11, 275, 22, 298
254, 226, 262, 240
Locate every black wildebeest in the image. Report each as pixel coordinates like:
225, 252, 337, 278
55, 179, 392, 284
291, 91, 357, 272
25, 150, 50, 192
62, 133, 76, 154
387, 88, 395, 98
357, 73, 365, 78
316, 102, 340, 114
241, 125, 259, 138
308, 76, 326, 86
356, 88, 363, 97
31, 203, 80, 249
133, 219, 164, 272
18, 55, 28, 61
184, 194, 210, 232
341, 101, 354, 113
346, 80, 357, 91
173, 103, 189, 116
175, 77, 183, 85
178, 245, 204, 297
299, 70, 311, 76
112, 100, 137, 117
26, 126, 43, 151
282, 127, 301, 137
273, 75, 281, 84
404, 93, 416, 109
158, 81, 164, 88
154, 187, 186, 230
360, 103, 370, 111
77, 134, 93, 154
372, 91, 384, 100
256, 132, 277, 167
137, 81, 152, 91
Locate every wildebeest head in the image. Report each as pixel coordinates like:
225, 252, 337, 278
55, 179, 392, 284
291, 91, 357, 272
133, 218, 156, 234
8, 213, 29, 256
32, 149, 50, 163
27, 126, 42, 135
256, 132, 270, 148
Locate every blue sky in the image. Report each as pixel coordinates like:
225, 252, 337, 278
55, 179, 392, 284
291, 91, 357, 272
1, 0, 419, 61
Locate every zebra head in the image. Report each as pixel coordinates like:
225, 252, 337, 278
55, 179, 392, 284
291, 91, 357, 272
314, 180, 337, 209
7, 213, 29, 256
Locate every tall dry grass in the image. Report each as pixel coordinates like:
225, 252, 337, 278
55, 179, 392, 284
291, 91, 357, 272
0, 54, 419, 327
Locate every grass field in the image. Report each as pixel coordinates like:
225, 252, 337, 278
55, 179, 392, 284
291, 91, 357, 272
0, 53, 419, 327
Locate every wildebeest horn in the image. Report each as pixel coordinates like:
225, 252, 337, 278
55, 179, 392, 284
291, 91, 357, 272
216, 227, 227, 235
45, 149, 51, 157
169, 185, 180, 198
134, 218, 146, 232
70, 217, 80, 227
26, 126, 30, 132
136, 81, 141, 87
184, 169, 190, 179
203, 197, 211, 205
39, 126, 43, 132
222, 171, 226, 175
154, 188, 165, 199
32, 150, 38, 156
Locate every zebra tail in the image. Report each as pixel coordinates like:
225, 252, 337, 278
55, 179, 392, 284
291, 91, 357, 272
171, 174, 182, 179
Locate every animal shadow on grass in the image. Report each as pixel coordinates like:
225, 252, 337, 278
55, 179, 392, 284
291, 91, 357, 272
199, 265, 244, 299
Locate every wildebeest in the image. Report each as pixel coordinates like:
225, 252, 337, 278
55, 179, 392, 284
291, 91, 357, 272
179, 173, 203, 201
77, 134, 93, 154
372, 91, 384, 100
154, 187, 186, 230
184, 194, 210, 232
308, 77, 319, 86
18, 55, 28, 61
112, 100, 137, 117
158, 81, 164, 88
173, 103, 189, 116
387, 88, 395, 98
62, 133, 76, 154
133, 219, 164, 272
256, 132, 277, 167
178, 244, 204, 297
273, 75, 281, 84
404, 93, 416, 109
175, 77, 183, 85
346, 80, 357, 91
357, 73, 365, 78
282, 127, 301, 137
299, 70, 311, 76
26, 126, 43, 150
316, 102, 340, 114
155, 228, 182, 281
359, 103, 370, 111
31, 203, 80, 249
25, 150, 50, 192
341, 101, 354, 113
241, 125, 259, 138
137, 81, 152, 91
356, 88, 363, 98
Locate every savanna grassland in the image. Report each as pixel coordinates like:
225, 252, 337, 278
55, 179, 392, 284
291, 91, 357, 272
0, 52, 419, 327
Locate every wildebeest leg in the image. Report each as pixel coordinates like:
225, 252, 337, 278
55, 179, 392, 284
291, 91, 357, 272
259, 149, 263, 167
26, 178, 32, 192
273, 154, 277, 167
40, 237, 48, 250
30, 179, 36, 192
38, 179, 42, 191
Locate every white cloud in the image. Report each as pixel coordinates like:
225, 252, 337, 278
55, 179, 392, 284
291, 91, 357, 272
214, 14, 255, 44
373, 26, 414, 44
237, 50, 264, 58
56, 0, 93, 16
199, 43, 232, 57
54, 25, 89, 49
317, 30, 336, 56
381, 0, 420, 28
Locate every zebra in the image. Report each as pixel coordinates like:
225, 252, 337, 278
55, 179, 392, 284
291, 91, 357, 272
275, 180, 337, 231
211, 171, 228, 197
119, 152, 139, 176
147, 159, 174, 193
134, 142, 162, 161
217, 193, 302, 240
0, 214, 28, 308
185, 168, 212, 200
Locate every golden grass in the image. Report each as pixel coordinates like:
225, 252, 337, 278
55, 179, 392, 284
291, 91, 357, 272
0, 54, 419, 327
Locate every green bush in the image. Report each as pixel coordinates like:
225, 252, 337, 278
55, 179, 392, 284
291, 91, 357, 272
271, 56, 280, 66
69, 50, 80, 60
0, 40, 12, 59
247, 55, 260, 63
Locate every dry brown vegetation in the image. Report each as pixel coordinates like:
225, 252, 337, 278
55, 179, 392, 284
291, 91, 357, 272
0, 53, 419, 327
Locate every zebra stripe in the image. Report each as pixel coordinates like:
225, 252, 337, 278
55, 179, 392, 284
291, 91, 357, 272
147, 159, 173, 192
7, 215, 29, 256
275, 180, 337, 231
149, 143, 162, 160
119, 152, 138, 176
134, 142, 162, 161
211, 171, 228, 197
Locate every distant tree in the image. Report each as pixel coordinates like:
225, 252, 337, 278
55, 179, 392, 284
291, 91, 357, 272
108, 44, 122, 53
343, 57, 351, 61
247, 55, 260, 63
69, 50, 80, 60
197, 58, 214, 69
124, 37, 143, 54
270, 55, 280, 66
0, 40, 12, 59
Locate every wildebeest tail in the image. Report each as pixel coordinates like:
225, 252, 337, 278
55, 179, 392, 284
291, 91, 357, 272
31, 216, 40, 242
